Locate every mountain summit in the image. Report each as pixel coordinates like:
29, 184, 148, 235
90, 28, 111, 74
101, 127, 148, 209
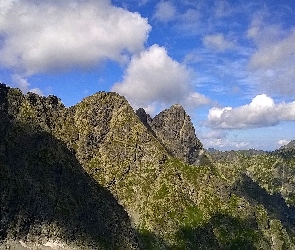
136, 104, 203, 165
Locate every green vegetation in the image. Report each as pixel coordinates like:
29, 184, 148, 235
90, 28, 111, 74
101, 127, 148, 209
1, 85, 295, 249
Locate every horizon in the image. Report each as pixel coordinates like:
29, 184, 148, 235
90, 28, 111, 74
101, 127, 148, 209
0, 0, 294, 151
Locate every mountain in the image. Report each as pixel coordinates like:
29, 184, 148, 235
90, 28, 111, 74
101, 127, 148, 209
0, 84, 139, 249
1, 83, 295, 249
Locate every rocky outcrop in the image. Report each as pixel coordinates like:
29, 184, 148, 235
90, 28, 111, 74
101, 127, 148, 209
137, 105, 203, 165
135, 108, 152, 129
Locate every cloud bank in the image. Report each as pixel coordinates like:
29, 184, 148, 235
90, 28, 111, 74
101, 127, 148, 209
208, 94, 295, 129
0, 0, 151, 75
277, 140, 290, 146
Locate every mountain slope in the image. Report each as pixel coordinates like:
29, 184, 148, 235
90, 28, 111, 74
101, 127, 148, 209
210, 149, 295, 248
0, 85, 139, 249
55, 89, 295, 248
1, 84, 295, 249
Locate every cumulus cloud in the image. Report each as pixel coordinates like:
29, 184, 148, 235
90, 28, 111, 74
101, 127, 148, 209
0, 0, 151, 75
208, 94, 295, 129
112, 44, 210, 111
184, 92, 211, 108
153, 1, 176, 23
203, 33, 235, 51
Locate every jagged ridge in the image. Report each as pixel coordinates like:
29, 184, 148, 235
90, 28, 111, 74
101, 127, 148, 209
1, 83, 295, 249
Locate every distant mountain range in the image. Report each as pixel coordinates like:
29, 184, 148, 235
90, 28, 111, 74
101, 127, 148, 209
1, 83, 295, 249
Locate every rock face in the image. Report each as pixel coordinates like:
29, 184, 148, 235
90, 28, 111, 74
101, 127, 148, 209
137, 105, 203, 165
135, 108, 153, 128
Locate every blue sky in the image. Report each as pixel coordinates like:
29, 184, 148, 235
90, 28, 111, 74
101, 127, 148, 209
0, 0, 295, 150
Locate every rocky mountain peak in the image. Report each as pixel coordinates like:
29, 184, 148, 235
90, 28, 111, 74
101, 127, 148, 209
136, 104, 203, 165
0, 86, 139, 249
170, 103, 185, 111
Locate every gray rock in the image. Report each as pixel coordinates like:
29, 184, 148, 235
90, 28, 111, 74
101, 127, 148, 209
137, 104, 203, 165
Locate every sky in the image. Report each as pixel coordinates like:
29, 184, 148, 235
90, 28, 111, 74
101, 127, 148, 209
0, 0, 294, 151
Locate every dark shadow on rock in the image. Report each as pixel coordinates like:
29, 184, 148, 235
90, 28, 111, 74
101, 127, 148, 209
232, 173, 295, 237
0, 117, 139, 248
175, 223, 221, 250
137, 229, 169, 250
174, 213, 264, 250
272, 147, 295, 164
135, 212, 268, 250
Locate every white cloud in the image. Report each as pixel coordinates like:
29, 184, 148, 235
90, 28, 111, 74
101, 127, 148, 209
203, 33, 235, 51
201, 129, 228, 140
247, 16, 295, 96
0, 0, 17, 14
200, 129, 249, 149
174, 8, 201, 35
112, 44, 210, 110
277, 140, 289, 146
12, 74, 43, 95
0, 0, 151, 75
205, 138, 249, 149
208, 94, 295, 129
249, 29, 295, 69
214, 0, 232, 18
153, 1, 176, 23
184, 92, 211, 108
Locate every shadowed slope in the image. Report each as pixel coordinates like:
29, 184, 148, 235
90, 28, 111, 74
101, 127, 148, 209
232, 174, 295, 239
0, 85, 139, 249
